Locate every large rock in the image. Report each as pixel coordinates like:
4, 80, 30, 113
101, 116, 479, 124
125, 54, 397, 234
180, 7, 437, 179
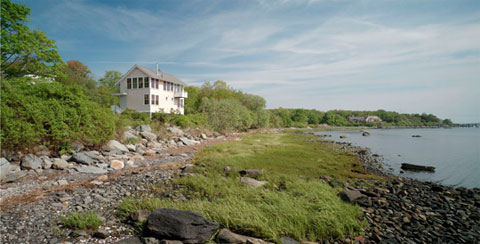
104, 140, 129, 153
74, 165, 108, 174
110, 160, 125, 170
1, 158, 12, 179
123, 130, 138, 141
21, 154, 42, 170
178, 137, 197, 146
145, 208, 218, 244
337, 190, 366, 203
136, 124, 152, 133
167, 127, 184, 135
240, 177, 267, 188
40, 156, 52, 169
70, 153, 95, 165
1, 171, 26, 183
141, 131, 158, 141
52, 158, 69, 170
216, 229, 249, 244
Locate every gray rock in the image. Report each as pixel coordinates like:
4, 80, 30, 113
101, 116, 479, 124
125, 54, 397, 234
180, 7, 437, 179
136, 124, 152, 133
240, 177, 267, 188
57, 179, 68, 186
337, 190, 366, 203
179, 137, 196, 146
141, 131, 157, 141
362, 132, 371, 136
144, 237, 160, 244
126, 144, 136, 151
200, 133, 208, 139
1, 171, 25, 183
21, 154, 42, 170
74, 165, 108, 174
70, 153, 95, 165
104, 140, 129, 153
123, 130, 138, 141
113, 237, 143, 244
159, 240, 183, 244
145, 208, 218, 244
71, 229, 87, 237
0, 158, 12, 180
280, 237, 300, 244
167, 127, 184, 135
52, 158, 68, 170
40, 156, 52, 169
216, 228, 250, 244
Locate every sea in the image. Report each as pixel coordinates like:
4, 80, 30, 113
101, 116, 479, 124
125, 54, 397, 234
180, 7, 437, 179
314, 128, 480, 189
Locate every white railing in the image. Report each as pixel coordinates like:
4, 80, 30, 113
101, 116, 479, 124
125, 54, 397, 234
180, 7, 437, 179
174, 91, 188, 98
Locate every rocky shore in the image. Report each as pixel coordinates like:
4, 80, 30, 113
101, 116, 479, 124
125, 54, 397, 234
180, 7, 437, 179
310, 132, 480, 243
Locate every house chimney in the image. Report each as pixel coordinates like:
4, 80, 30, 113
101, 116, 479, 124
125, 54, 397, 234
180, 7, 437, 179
156, 63, 159, 75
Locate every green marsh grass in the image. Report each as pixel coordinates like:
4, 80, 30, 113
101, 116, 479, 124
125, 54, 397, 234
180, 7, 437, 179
118, 132, 378, 242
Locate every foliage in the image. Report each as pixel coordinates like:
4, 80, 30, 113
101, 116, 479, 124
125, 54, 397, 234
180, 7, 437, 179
99, 70, 122, 92
0, 0, 63, 78
0, 77, 115, 152
118, 132, 375, 242
202, 98, 253, 132
59, 211, 103, 230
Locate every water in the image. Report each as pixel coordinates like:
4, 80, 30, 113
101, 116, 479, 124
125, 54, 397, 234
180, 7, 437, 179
315, 128, 480, 188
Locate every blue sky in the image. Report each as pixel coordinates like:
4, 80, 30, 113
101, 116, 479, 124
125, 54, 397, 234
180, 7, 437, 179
18, 0, 480, 123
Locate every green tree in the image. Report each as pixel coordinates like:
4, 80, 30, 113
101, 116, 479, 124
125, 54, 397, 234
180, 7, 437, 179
184, 86, 201, 114
99, 70, 122, 91
0, 0, 63, 78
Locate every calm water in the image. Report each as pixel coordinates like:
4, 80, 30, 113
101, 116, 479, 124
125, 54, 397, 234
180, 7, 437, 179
315, 128, 480, 188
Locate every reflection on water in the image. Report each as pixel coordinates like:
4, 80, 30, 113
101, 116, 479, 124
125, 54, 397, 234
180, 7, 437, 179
315, 128, 480, 188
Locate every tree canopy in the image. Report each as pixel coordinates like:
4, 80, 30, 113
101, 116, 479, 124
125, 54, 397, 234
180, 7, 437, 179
0, 0, 63, 78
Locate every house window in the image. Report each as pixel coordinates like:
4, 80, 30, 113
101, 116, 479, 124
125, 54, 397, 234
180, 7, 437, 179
144, 94, 149, 105
151, 79, 155, 88
139, 77, 143, 88
156, 95, 159, 105
133, 78, 137, 89
151, 94, 155, 105
144, 77, 149, 88
127, 78, 131, 89
165, 96, 168, 100
156, 80, 159, 89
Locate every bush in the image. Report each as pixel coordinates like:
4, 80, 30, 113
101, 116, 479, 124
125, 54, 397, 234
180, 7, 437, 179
203, 98, 253, 133
60, 211, 103, 230
1, 78, 115, 153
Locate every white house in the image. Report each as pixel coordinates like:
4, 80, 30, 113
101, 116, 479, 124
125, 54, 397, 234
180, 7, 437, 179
113, 65, 188, 115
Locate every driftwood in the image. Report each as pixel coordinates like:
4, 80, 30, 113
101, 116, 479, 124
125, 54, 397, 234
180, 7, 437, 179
401, 163, 435, 172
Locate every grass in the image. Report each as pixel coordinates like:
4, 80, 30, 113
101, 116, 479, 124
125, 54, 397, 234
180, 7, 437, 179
118, 131, 379, 242
59, 211, 103, 230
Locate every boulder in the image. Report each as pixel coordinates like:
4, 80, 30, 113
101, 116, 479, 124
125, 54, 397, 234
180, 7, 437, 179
93, 229, 109, 239
126, 144, 136, 152
200, 133, 208, 139
40, 156, 52, 169
167, 127, 184, 135
145, 208, 218, 244
110, 160, 125, 170
141, 131, 158, 141
104, 140, 129, 153
339, 136, 347, 139
362, 132, 371, 136
280, 237, 300, 244
52, 158, 68, 170
70, 153, 95, 165
136, 124, 152, 133
0, 158, 12, 179
74, 165, 108, 174
337, 190, 366, 203
1, 171, 25, 183
240, 177, 266, 188
179, 137, 197, 146
123, 130, 139, 141
21, 154, 42, 170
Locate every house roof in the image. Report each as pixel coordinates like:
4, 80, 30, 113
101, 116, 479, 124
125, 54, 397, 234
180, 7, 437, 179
115, 64, 187, 87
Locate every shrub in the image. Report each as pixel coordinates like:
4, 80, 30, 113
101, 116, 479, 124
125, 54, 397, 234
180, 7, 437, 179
60, 211, 103, 230
1, 78, 115, 153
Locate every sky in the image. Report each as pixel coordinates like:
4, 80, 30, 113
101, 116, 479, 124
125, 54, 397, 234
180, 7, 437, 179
17, 0, 480, 123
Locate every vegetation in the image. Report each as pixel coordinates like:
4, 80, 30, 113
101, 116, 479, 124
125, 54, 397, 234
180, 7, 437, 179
0, 77, 115, 153
59, 211, 103, 230
0, 0, 63, 78
119, 132, 379, 242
